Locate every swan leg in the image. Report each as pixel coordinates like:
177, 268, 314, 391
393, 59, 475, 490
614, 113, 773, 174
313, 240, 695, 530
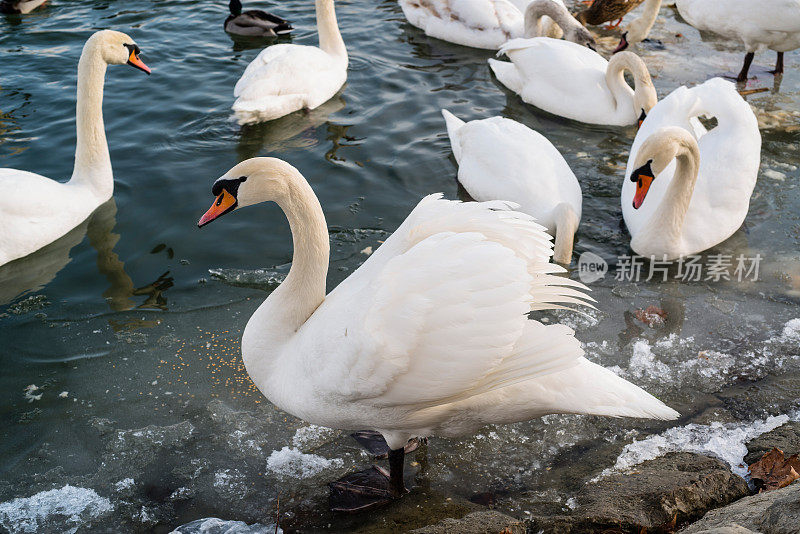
350, 430, 423, 459
770, 52, 784, 75
328, 448, 408, 513
736, 52, 755, 82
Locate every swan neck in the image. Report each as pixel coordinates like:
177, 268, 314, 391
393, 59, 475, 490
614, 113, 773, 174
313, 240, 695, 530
627, 0, 662, 44
553, 202, 578, 265
267, 170, 330, 334
606, 53, 652, 117
316, 0, 347, 62
72, 39, 112, 198
647, 138, 700, 245
523, 0, 569, 37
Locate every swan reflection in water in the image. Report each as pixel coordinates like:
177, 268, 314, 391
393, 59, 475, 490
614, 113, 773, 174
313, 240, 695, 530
236, 91, 346, 160
0, 199, 173, 310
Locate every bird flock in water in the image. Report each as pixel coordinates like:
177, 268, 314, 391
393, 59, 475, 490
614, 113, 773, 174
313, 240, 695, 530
1, 0, 797, 514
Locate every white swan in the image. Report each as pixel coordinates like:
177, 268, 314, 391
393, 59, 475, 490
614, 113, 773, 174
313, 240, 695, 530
197, 157, 679, 512
489, 40, 656, 126
442, 110, 581, 265
615, 0, 800, 81
398, 0, 595, 50
0, 30, 150, 267
622, 78, 761, 259
232, 0, 347, 125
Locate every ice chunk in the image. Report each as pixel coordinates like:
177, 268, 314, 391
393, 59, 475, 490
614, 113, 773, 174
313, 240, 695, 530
170, 517, 280, 534
628, 340, 672, 381
266, 446, 343, 479
291, 424, 336, 449
780, 318, 800, 341
598, 411, 800, 480
0, 485, 113, 533
114, 478, 135, 491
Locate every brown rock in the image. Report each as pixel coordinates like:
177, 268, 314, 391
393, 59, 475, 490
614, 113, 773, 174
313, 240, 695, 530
744, 422, 800, 466
528, 452, 749, 533
410, 510, 525, 534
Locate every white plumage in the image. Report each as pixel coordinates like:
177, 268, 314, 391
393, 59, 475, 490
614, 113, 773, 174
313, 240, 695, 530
397, 0, 592, 50
232, 0, 347, 125
199, 158, 679, 457
0, 30, 150, 267
622, 78, 761, 259
441, 110, 582, 264
489, 39, 656, 126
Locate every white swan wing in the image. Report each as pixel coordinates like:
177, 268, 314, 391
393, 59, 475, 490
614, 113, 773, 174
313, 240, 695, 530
233, 44, 336, 100
295, 196, 592, 406
451, 115, 582, 227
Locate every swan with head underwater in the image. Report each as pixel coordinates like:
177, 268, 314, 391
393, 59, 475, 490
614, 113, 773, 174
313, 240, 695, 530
398, 0, 596, 50
0, 0, 47, 14
623, 78, 761, 259
197, 157, 680, 512
442, 109, 582, 265
224, 0, 293, 37
232, 0, 347, 125
0, 30, 150, 267
613, 0, 800, 82
490, 36, 656, 126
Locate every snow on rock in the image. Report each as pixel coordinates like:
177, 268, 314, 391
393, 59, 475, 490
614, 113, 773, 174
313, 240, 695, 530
266, 446, 343, 479
170, 517, 281, 534
780, 318, 800, 341
598, 411, 800, 480
0, 485, 113, 533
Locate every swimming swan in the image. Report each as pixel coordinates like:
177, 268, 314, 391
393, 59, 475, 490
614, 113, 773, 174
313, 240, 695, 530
398, 0, 595, 50
623, 78, 761, 259
490, 41, 656, 126
0, 30, 150, 267
232, 0, 347, 124
197, 157, 679, 512
442, 110, 581, 265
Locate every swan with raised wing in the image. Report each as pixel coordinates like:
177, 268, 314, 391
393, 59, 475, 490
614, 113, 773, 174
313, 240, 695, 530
197, 157, 679, 512
0, 30, 150, 267
623, 78, 761, 259
232, 0, 347, 124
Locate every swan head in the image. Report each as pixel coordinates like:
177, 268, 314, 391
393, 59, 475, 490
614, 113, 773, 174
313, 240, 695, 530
629, 127, 694, 210
564, 25, 596, 50
613, 16, 649, 54
198, 158, 298, 227
88, 30, 150, 74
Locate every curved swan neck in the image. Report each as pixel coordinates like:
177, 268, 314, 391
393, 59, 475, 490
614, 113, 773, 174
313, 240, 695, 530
316, 0, 347, 62
553, 202, 578, 265
262, 166, 330, 334
71, 37, 113, 198
523, 0, 572, 37
642, 133, 700, 247
626, 0, 662, 45
605, 52, 653, 117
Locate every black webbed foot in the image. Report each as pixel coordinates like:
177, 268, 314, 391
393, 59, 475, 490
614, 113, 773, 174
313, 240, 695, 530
328, 466, 403, 513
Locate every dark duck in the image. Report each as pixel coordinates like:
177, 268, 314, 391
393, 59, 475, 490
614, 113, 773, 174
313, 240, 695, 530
225, 0, 293, 37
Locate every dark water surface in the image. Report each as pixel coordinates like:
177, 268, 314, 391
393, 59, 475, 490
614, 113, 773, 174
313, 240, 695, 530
1, 1, 799, 532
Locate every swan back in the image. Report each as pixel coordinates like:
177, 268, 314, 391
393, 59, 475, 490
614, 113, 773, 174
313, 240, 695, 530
622, 78, 761, 255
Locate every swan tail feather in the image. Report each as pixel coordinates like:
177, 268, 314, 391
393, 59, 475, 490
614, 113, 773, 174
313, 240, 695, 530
488, 59, 523, 94
441, 109, 465, 162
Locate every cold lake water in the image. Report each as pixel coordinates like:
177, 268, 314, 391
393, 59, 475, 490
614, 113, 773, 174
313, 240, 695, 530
1, 0, 799, 532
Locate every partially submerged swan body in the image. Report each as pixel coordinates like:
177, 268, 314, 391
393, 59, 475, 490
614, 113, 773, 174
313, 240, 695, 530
615, 0, 800, 81
0, 30, 150, 267
0, 0, 47, 14
232, 0, 347, 124
441, 110, 582, 264
398, 0, 595, 50
623, 78, 761, 259
490, 40, 656, 126
224, 0, 293, 37
198, 157, 679, 512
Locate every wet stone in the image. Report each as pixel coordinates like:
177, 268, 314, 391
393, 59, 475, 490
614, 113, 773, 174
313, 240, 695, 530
527, 452, 749, 533
680, 482, 800, 534
744, 422, 800, 466
410, 510, 525, 534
